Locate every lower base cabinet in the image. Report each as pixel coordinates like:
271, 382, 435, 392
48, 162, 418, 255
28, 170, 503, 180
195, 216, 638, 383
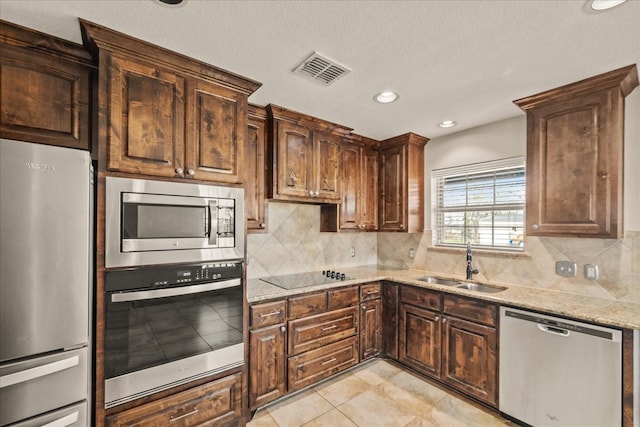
248, 324, 286, 410
105, 373, 243, 427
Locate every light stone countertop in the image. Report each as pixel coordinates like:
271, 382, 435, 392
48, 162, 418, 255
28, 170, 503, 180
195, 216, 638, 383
247, 266, 640, 330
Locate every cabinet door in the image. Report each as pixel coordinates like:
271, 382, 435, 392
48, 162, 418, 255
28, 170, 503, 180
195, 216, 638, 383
339, 142, 361, 230
526, 91, 620, 238
442, 316, 497, 406
275, 120, 315, 199
249, 324, 286, 410
398, 303, 440, 378
185, 78, 246, 183
379, 144, 406, 231
0, 44, 91, 150
106, 373, 242, 426
245, 112, 267, 232
314, 131, 341, 201
361, 148, 379, 231
107, 55, 185, 177
360, 299, 382, 361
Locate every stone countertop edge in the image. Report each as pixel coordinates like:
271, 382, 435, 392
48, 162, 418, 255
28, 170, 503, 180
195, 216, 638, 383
246, 267, 640, 331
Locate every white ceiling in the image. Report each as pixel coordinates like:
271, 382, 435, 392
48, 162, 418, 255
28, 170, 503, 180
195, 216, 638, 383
1, 0, 639, 140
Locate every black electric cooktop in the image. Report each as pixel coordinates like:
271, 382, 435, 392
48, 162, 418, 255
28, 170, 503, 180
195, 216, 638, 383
260, 270, 355, 290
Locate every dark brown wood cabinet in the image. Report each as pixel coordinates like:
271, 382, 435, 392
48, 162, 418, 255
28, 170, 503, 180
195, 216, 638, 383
442, 294, 497, 406
105, 373, 243, 427
397, 285, 498, 407
321, 135, 379, 232
80, 20, 260, 182
378, 133, 428, 232
514, 65, 638, 238
246, 105, 268, 232
266, 105, 351, 203
248, 300, 286, 410
359, 283, 382, 361
0, 20, 94, 150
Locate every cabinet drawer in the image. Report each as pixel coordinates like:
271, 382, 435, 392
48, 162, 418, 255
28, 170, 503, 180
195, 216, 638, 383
287, 336, 358, 391
106, 373, 242, 427
400, 285, 441, 311
250, 300, 286, 328
360, 283, 382, 301
288, 292, 327, 318
328, 286, 358, 310
443, 294, 496, 326
288, 307, 357, 355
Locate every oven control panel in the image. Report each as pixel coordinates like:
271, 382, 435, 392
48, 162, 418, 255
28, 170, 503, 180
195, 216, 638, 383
105, 260, 243, 292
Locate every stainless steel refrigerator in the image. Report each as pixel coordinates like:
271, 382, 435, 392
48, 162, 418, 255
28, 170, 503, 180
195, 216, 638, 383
0, 139, 92, 426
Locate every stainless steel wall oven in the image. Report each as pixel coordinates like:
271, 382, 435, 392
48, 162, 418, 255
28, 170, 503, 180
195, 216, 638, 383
104, 261, 243, 408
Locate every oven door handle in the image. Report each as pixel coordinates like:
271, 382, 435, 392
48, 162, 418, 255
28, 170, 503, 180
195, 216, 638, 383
111, 278, 241, 303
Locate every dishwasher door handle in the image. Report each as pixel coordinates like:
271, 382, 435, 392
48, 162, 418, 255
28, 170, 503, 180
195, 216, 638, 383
538, 324, 570, 336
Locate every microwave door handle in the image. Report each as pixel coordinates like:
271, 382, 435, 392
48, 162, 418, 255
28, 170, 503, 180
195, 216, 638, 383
208, 200, 218, 245
111, 278, 241, 303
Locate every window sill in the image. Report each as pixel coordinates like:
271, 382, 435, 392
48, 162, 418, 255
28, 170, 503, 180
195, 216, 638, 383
426, 245, 532, 259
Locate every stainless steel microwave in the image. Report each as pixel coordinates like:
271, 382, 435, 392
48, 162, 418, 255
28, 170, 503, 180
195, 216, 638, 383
105, 177, 244, 268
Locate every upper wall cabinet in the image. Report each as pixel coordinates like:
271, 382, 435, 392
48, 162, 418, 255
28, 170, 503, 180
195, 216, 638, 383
80, 20, 261, 182
515, 65, 638, 238
246, 104, 268, 232
0, 20, 94, 150
378, 133, 429, 233
321, 134, 379, 232
266, 105, 351, 203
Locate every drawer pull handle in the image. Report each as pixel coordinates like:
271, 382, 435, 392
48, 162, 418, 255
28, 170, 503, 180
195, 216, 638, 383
321, 325, 338, 331
170, 408, 198, 423
364, 291, 379, 296
321, 357, 337, 366
259, 310, 281, 318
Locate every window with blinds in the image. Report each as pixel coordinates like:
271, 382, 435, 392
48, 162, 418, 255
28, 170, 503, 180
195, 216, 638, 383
432, 157, 525, 251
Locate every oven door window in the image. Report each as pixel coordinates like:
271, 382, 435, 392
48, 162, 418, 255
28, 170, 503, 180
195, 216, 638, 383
104, 285, 243, 379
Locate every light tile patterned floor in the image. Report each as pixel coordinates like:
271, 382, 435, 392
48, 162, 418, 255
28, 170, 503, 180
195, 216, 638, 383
247, 359, 516, 427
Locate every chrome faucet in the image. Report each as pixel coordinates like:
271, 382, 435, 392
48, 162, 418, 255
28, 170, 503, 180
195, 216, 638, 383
466, 242, 479, 280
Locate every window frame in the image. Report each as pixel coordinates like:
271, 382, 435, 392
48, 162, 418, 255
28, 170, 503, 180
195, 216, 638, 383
431, 157, 525, 252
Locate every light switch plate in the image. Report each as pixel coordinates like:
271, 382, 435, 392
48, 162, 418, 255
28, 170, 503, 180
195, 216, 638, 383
584, 264, 599, 280
556, 261, 577, 277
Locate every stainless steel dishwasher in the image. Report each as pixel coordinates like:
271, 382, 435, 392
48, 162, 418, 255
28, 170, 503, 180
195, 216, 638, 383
499, 306, 622, 427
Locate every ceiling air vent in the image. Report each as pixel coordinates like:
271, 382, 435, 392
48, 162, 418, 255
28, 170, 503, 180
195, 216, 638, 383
293, 52, 351, 86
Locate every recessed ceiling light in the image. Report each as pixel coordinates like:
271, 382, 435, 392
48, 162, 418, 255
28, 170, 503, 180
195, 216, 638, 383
587, 0, 626, 11
438, 120, 457, 128
374, 91, 399, 104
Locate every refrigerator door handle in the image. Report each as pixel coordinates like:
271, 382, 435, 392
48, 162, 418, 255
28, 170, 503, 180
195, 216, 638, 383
41, 411, 80, 427
0, 355, 80, 388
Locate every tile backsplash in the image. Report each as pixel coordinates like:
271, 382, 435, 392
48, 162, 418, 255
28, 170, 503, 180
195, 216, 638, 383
247, 203, 639, 305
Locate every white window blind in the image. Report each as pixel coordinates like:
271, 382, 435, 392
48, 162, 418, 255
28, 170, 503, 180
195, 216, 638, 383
432, 157, 525, 251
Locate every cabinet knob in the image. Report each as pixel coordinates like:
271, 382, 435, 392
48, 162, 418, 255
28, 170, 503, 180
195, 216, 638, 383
435, 315, 440, 322
175, 167, 184, 175
259, 223, 266, 229
187, 168, 195, 176
361, 304, 366, 310
280, 325, 286, 333
532, 224, 539, 230
309, 190, 314, 196
314, 191, 319, 196
399, 224, 404, 230
442, 317, 447, 323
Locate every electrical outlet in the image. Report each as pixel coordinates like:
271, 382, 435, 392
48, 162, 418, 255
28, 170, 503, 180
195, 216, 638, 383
409, 248, 415, 259
350, 247, 356, 257
584, 264, 599, 280
555, 261, 577, 277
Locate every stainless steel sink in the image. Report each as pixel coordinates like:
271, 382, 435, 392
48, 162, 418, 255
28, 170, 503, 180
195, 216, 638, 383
456, 283, 506, 293
416, 276, 462, 286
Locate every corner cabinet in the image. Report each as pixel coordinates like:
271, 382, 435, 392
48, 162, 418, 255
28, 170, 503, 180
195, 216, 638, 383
321, 135, 379, 232
514, 64, 638, 238
266, 105, 351, 203
0, 20, 94, 150
80, 19, 261, 183
378, 133, 429, 232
